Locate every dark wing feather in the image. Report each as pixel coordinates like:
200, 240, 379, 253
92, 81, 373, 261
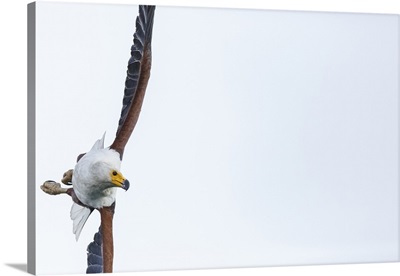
110, 5, 156, 160
86, 227, 103, 273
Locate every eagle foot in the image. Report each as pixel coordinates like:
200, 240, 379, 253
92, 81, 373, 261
61, 169, 74, 185
41, 181, 68, 195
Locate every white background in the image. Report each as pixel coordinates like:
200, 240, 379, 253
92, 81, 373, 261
1, 0, 400, 276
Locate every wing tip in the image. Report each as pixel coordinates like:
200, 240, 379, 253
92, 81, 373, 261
111, 4, 156, 155
86, 226, 103, 273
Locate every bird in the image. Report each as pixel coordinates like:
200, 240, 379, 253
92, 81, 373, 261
71, 132, 130, 240
41, 5, 156, 273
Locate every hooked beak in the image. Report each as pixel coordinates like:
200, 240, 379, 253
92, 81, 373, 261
121, 179, 130, 191
110, 170, 130, 191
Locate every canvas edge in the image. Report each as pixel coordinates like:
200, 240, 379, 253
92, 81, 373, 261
398, 13, 400, 264
27, 2, 36, 275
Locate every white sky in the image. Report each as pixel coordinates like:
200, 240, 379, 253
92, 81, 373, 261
34, 2, 399, 275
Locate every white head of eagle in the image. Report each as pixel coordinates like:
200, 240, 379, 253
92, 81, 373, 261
72, 133, 130, 210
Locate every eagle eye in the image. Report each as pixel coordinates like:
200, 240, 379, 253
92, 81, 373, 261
112, 171, 118, 176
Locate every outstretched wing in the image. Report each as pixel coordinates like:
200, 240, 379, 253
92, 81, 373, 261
110, 5, 156, 160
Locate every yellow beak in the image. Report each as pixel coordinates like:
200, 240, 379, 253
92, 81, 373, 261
110, 171, 130, 191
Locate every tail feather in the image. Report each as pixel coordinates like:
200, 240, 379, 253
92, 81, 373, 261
70, 202, 93, 241
90, 132, 106, 151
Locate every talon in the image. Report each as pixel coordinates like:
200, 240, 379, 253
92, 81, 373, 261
61, 169, 74, 185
